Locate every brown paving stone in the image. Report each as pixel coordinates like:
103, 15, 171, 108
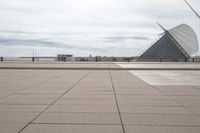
21, 124, 123, 133
0, 123, 26, 133
122, 114, 200, 126
0, 112, 39, 123
18, 88, 68, 94
71, 87, 113, 91
62, 94, 115, 99
115, 87, 159, 91
189, 107, 200, 115
0, 98, 55, 105
120, 106, 192, 114
46, 105, 118, 113
115, 89, 161, 95
170, 95, 200, 100
1, 64, 200, 133
155, 85, 198, 90
67, 90, 114, 95
33, 83, 74, 89
162, 91, 200, 96
118, 99, 181, 106
47, 78, 79, 83
55, 99, 116, 106
0, 105, 48, 112
125, 125, 200, 133
33, 112, 121, 124
117, 95, 171, 100
178, 100, 200, 107
6, 94, 60, 99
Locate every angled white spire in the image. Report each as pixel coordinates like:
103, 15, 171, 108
157, 22, 167, 32
184, 0, 200, 19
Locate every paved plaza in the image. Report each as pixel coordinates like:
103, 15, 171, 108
0, 62, 200, 133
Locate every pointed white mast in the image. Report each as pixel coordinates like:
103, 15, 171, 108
184, 0, 200, 19
157, 22, 167, 32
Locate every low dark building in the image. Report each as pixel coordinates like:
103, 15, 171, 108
57, 54, 74, 62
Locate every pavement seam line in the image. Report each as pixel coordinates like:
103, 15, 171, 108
109, 70, 126, 133
17, 71, 90, 133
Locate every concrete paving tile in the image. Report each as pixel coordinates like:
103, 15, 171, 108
189, 107, 200, 114
117, 95, 171, 100
47, 78, 79, 83
6, 94, 60, 99
0, 98, 55, 105
18, 88, 68, 94
0, 112, 39, 123
0, 105, 47, 112
125, 125, 200, 133
114, 86, 155, 90
113, 80, 143, 83
129, 70, 200, 86
62, 94, 115, 99
122, 114, 200, 126
55, 99, 116, 105
21, 124, 123, 133
0, 123, 26, 133
115, 88, 158, 92
115, 88, 162, 95
72, 87, 113, 91
155, 85, 198, 90
33, 112, 121, 124
115, 91, 161, 95
120, 106, 192, 114
1, 65, 200, 133
34, 83, 74, 89
170, 96, 200, 100
178, 100, 200, 107
68, 91, 114, 95
118, 99, 181, 106
162, 91, 200, 96
0, 90, 28, 98
46, 105, 118, 113
80, 79, 111, 83
194, 86, 200, 89
114, 84, 149, 88
4, 82, 36, 89
75, 83, 112, 88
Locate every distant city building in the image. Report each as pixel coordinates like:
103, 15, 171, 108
137, 24, 199, 62
75, 56, 136, 62
57, 54, 74, 61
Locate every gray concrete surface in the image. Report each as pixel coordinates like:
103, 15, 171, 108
1, 62, 200, 70
0, 62, 200, 133
129, 71, 200, 86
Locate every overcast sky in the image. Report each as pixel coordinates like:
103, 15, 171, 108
0, 0, 199, 57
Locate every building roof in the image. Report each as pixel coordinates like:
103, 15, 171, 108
168, 24, 199, 56
137, 24, 199, 62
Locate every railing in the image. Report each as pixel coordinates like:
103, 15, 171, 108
0, 56, 200, 63
0, 57, 56, 62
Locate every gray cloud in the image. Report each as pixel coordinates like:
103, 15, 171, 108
0, 38, 59, 47
0, 37, 134, 54
0, 6, 35, 14
0, 30, 39, 35
0, 0, 199, 56
0, 37, 98, 52
104, 36, 150, 41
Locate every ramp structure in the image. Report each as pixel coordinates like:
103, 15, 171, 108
137, 24, 199, 62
